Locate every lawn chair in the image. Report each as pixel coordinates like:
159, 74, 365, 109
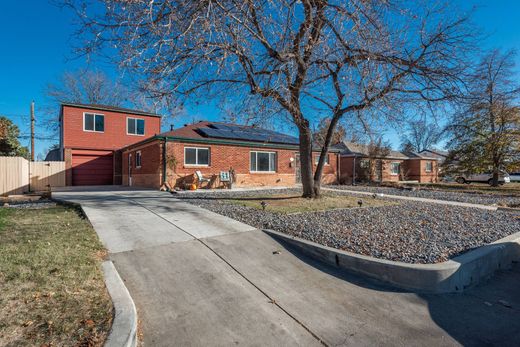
195, 170, 211, 188
220, 171, 233, 189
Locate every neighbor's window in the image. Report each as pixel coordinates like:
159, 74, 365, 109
250, 151, 276, 172
127, 117, 145, 135
390, 162, 400, 175
360, 159, 370, 169
314, 154, 330, 165
84, 113, 104, 132
425, 161, 433, 173
184, 147, 210, 166
135, 151, 142, 168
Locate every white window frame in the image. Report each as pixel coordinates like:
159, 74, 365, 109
127, 117, 146, 136
250, 151, 277, 173
315, 154, 330, 165
184, 147, 210, 166
135, 151, 142, 168
425, 161, 433, 173
390, 162, 400, 175
360, 159, 370, 169
83, 112, 105, 133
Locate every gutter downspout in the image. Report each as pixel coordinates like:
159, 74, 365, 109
337, 153, 340, 184
162, 138, 167, 187
352, 156, 356, 186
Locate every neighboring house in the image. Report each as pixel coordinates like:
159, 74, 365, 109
120, 121, 340, 189
336, 141, 439, 184
418, 149, 448, 164
59, 103, 162, 185
44, 148, 61, 161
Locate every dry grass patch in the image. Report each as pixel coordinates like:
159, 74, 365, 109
227, 193, 393, 214
0, 206, 112, 347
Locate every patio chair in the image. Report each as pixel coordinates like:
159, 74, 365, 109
220, 171, 233, 189
195, 170, 211, 188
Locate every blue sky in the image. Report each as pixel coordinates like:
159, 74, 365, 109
1, 1, 519, 158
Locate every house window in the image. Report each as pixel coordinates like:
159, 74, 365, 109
250, 151, 276, 172
390, 162, 400, 175
315, 154, 330, 165
425, 161, 433, 173
184, 147, 210, 166
135, 151, 142, 168
127, 117, 145, 135
360, 159, 370, 169
84, 113, 104, 132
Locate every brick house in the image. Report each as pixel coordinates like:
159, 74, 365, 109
336, 141, 439, 184
120, 121, 340, 189
59, 103, 162, 185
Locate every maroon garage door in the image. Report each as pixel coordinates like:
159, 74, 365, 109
72, 151, 113, 186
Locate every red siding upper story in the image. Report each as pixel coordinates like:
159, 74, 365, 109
61, 104, 162, 150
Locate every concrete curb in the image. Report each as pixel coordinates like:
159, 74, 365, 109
52, 197, 138, 347
102, 261, 138, 347
263, 229, 520, 293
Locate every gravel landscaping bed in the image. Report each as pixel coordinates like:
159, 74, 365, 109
2, 199, 56, 209
325, 185, 520, 206
178, 189, 520, 264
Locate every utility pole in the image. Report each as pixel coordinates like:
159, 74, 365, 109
30, 101, 35, 161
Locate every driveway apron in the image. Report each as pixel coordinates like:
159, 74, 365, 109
53, 187, 520, 347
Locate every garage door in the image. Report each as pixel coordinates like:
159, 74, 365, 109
72, 151, 113, 186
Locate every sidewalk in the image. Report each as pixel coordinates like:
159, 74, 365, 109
323, 187, 498, 211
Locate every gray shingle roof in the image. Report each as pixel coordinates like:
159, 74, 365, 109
338, 141, 409, 159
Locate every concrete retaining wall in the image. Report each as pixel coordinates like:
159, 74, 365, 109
263, 229, 520, 293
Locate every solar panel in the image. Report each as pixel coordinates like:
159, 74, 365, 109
200, 123, 299, 145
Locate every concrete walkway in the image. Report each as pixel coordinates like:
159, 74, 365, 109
323, 187, 499, 210
54, 187, 520, 346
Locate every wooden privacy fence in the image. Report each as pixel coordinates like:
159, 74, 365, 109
0, 157, 65, 195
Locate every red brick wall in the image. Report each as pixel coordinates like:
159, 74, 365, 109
380, 159, 405, 182
121, 140, 339, 189
122, 141, 163, 188
406, 159, 439, 183
165, 141, 298, 188
64, 148, 72, 185
62, 105, 161, 150
339, 156, 405, 183
339, 156, 439, 184
312, 152, 338, 185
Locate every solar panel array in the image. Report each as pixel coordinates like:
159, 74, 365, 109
197, 123, 299, 145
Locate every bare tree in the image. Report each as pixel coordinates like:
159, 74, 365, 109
45, 69, 128, 106
44, 69, 179, 133
400, 120, 445, 153
446, 50, 520, 186
63, 0, 475, 197
313, 118, 346, 147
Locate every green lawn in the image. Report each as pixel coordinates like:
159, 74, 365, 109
0, 206, 112, 346
227, 193, 393, 214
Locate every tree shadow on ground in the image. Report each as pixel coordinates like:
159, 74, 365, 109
275, 237, 520, 346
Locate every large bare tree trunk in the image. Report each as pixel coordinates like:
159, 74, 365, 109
313, 115, 341, 197
298, 128, 316, 198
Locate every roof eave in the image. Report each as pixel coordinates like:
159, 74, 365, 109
61, 102, 162, 118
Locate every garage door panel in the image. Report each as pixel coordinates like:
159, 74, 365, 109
72, 153, 113, 186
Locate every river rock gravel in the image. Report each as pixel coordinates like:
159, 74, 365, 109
177, 189, 520, 264
325, 184, 520, 206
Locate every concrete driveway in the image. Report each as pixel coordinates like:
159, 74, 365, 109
54, 187, 520, 347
